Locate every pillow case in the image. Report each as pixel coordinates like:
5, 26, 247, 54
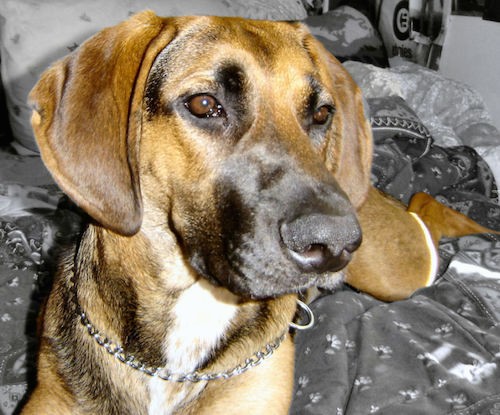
303, 6, 388, 67
0, 68, 12, 146
0, 0, 307, 154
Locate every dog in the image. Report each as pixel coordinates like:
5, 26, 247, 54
346, 188, 500, 302
21, 12, 373, 414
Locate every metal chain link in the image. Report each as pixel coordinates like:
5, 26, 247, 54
69, 267, 288, 383
78, 308, 286, 382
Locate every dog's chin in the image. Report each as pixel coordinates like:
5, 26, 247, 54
313, 271, 346, 292
224, 271, 345, 300
190, 253, 346, 299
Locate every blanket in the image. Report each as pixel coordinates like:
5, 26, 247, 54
0, 182, 81, 414
290, 77, 500, 414
292, 236, 500, 415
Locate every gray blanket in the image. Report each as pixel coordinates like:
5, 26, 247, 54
292, 235, 500, 414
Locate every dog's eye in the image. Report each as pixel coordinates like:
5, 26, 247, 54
185, 94, 226, 118
312, 105, 334, 125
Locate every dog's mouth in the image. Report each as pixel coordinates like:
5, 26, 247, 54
185, 203, 361, 300
189, 248, 352, 300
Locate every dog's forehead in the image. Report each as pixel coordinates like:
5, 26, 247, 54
148, 17, 323, 90
176, 17, 310, 58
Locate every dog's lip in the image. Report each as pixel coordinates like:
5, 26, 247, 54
199, 258, 347, 300
314, 270, 346, 291
191, 261, 346, 300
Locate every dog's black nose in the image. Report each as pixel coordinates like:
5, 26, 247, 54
280, 213, 361, 273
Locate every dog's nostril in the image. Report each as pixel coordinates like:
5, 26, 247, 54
288, 244, 351, 274
345, 238, 362, 254
297, 244, 327, 261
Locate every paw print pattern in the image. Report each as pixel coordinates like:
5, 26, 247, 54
354, 376, 373, 392
445, 393, 468, 410
325, 334, 342, 355
372, 345, 393, 359
399, 388, 420, 402
308, 392, 322, 404
434, 323, 454, 337
297, 375, 309, 388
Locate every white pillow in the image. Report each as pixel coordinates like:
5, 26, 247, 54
0, 0, 307, 154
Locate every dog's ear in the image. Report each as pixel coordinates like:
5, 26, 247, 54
29, 11, 177, 235
307, 37, 373, 209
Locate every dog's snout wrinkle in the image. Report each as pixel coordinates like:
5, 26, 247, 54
280, 213, 361, 274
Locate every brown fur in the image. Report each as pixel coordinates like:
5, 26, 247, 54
22, 12, 372, 414
408, 192, 500, 246
346, 188, 500, 302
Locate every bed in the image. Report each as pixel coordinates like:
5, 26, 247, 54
1, 1, 500, 414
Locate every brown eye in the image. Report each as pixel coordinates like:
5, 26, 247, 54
184, 94, 225, 118
312, 105, 334, 125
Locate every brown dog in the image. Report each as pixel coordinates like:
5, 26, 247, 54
346, 188, 500, 301
22, 12, 372, 414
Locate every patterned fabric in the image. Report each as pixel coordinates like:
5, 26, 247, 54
292, 235, 500, 415
304, 6, 388, 67
0, 186, 82, 415
290, 93, 500, 415
368, 96, 500, 230
344, 60, 500, 189
0, 217, 44, 414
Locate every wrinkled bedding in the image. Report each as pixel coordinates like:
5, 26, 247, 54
1, 61, 500, 414
290, 63, 500, 414
345, 60, 500, 188
292, 235, 500, 415
0, 173, 81, 414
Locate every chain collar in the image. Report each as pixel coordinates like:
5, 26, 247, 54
68, 265, 313, 383
77, 306, 287, 382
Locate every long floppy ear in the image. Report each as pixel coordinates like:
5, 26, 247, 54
307, 36, 373, 209
29, 11, 177, 235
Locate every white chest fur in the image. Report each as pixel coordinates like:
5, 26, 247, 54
166, 279, 239, 372
148, 279, 239, 413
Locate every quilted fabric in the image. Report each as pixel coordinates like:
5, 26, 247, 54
344, 60, 500, 188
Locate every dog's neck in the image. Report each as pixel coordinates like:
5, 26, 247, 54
72, 274, 287, 381
70, 224, 296, 412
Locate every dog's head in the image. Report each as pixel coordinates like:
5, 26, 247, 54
30, 12, 372, 299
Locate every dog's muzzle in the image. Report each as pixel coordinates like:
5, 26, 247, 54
181, 145, 362, 299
